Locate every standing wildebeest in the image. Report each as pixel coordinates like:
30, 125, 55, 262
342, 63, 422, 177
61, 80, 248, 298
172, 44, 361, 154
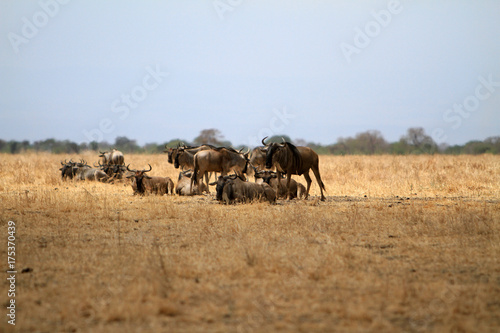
175, 145, 219, 191
99, 148, 124, 165
191, 147, 249, 194
74, 160, 109, 182
210, 174, 276, 204
175, 170, 207, 195
59, 160, 77, 180
126, 164, 174, 195
254, 170, 306, 199
249, 146, 269, 171
263, 137, 326, 201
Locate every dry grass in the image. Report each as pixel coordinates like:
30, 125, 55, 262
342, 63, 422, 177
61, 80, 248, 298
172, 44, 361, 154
1, 153, 499, 332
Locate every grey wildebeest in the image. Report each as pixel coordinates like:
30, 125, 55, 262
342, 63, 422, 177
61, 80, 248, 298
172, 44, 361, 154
191, 147, 249, 194
126, 164, 174, 195
99, 148, 124, 165
210, 174, 276, 204
254, 169, 306, 199
175, 170, 207, 195
262, 137, 326, 201
73, 160, 109, 182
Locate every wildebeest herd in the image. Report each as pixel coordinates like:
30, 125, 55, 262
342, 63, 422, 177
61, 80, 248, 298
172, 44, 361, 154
59, 139, 327, 203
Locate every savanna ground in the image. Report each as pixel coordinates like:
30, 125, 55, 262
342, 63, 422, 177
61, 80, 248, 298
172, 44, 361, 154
1, 152, 499, 333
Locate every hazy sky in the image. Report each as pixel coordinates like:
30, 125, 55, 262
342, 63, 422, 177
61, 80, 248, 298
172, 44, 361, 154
1, 0, 499, 147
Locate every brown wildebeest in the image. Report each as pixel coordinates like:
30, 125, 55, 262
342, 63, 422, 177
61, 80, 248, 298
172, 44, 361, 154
191, 147, 249, 194
262, 137, 326, 201
126, 164, 174, 195
175, 170, 207, 195
209, 174, 276, 204
254, 169, 306, 199
99, 148, 124, 165
249, 146, 269, 171
175, 145, 219, 191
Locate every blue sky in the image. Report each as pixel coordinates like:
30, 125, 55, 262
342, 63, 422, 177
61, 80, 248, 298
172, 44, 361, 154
1, 0, 499, 147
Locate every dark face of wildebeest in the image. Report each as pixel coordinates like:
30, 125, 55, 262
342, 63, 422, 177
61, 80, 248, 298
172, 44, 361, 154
126, 164, 152, 195
59, 160, 76, 180
209, 175, 239, 201
164, 146, 178, 164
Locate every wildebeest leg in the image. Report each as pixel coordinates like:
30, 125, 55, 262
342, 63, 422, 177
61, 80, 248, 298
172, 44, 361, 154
303, 171, 312, 200
204, 172, 210, 193
312, 166, 326, 201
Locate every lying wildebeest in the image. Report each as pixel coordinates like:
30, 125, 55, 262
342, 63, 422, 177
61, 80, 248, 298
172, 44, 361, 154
73, 160, 109, 182
254, 169, 306, 199
126, 164, 174, 195
262, 137, 326, 201
210, 174, 276, 204
175, 170, 207, 195
95, 162, 131, 181
59, 159, 77, 180
99, 148, 124, 165
191, 147, 249, 194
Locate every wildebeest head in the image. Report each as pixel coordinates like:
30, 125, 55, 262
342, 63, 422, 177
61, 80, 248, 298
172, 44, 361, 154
59, 159, 76, 179
126, 164, 152, 194
174, 147, 184, 169
262, 137, 302, 172
254, 170, 281, 185
209, 174, 240, 201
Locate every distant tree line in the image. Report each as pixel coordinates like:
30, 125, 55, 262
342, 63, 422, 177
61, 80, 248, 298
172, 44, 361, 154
1, 128, 499, 155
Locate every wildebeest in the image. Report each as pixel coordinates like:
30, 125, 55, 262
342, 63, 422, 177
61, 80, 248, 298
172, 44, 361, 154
249, 146, 269, 171
191, 147, 250, 194
95, 162, 131, 181
254, 169, 306, 199
209, 174, 276, 204
73, 160, 109, 182
262, 137, 326, 201
99, 148, 124, 165
175, 170, 207, 195
126, 164, 174, 195
59, 159, 77, 180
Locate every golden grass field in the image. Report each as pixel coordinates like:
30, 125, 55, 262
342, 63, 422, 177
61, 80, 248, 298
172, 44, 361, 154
1, 152, 499, 332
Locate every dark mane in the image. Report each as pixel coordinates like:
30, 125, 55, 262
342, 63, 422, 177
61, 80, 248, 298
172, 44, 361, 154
285, 142, 303, 174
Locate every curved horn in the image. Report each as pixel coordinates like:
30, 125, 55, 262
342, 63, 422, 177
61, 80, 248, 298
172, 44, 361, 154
261, 136, 269, 146
126, 164, 134, 172
93, 162, 99, 168
144, 164, 152, 173
281, 137, 286, 143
